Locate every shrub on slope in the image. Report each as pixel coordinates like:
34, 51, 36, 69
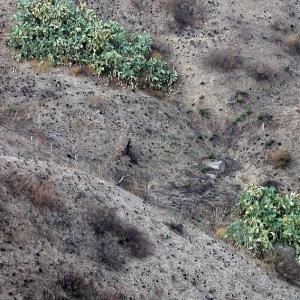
226, 185, 300, 262
8, 0, 177, 90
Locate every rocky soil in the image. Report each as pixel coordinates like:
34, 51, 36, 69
0, 0, 299, 299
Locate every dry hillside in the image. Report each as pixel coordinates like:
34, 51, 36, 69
0, 0, 299, 299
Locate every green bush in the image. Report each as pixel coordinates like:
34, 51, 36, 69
226, 185, 300, 262
8, 0, 177, 90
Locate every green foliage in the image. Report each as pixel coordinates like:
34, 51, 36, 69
257, 112, 272, 122
208, 152, 216, 160
199, 108, 210, 118
265, 139, 275, 147
8, 0, 177, 90
226, 185, 300, 262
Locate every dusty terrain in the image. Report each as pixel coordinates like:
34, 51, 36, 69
0, 0, 299, 299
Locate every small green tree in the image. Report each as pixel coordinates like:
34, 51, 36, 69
8, 0, 177, 90
226, 185, 300, 262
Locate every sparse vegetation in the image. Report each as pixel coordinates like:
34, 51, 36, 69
206, 48, 243, 72
1, 0, 300, 297
9, 0, 177, 90
269, 149, 291, 168
226, 185, 300, 262
232, 109, 252, 125
6, 104, 17, 115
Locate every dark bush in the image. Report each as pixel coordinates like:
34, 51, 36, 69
246, 62, 276, 81
59, 270, 88, 299
167, 0, 207, 30
166, 222, 184, 235
90, 207, 154, 260
261, 180, 279, 191
273, 246, 300, 286
98, 240, 126, 271
206, 48, 243, 72
58, 269, 123, 299
90, 207, 123, 236
124, 225, 154, 258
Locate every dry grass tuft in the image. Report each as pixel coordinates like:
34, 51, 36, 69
269, 149, 291, 168
87, 94, 105, 109
214, 225, 228, 240
284, 34, 300, 54
4, 169, 61, 212
68, 66, 84, 76
68, 64, 97, 77
33, 177, 58, 211
151, 49, 162, 59
29, 60, 52, 72
112, 135, 129, 161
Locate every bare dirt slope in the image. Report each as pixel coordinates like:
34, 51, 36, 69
0, 0, 300, 299
0, 155, 299, 300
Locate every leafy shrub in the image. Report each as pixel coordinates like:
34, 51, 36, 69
226, 185, 300, 262
8, 0, 177, 90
